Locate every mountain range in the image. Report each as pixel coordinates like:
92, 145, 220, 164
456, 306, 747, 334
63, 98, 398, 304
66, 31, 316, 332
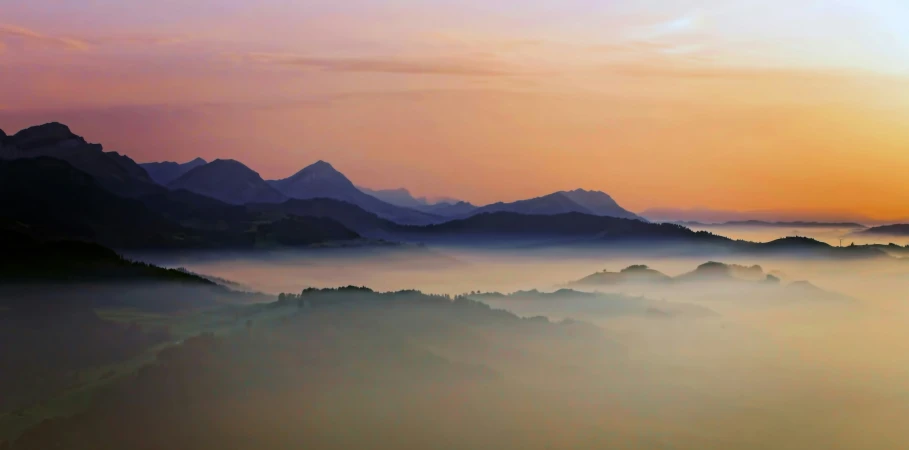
857, 224, 909, 237
470, 190, 640, 220
140, 157, 207, 185
268, 161, 443, 225
0, 122, 161, 197
168, 159, 287, 205
677, 220, 867, 229
1, 122, 905, 260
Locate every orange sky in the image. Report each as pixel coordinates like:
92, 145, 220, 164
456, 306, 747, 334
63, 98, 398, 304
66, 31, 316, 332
2, 1, 909, 219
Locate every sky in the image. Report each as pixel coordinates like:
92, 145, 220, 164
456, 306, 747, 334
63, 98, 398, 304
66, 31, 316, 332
2, 0, 909, 219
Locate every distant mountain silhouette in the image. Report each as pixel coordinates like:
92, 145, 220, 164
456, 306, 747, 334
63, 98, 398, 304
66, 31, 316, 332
559, 189, 641, 219
410, 212, 700, 237
357, 186, 477, 216
643, 207, 875, 225
858, 224, 909, 236
0, 158, 360, 250
678, 220, 866, 229
358, 186, 427, 208
738, 236, 885, 259
470, 191, 639, 219
0, 122, 161, 197
567, 262, 853, 303
169, 159, 286, 205
141, 157, 207, 185
269, 161, 441, 225
419, 201, 478, 217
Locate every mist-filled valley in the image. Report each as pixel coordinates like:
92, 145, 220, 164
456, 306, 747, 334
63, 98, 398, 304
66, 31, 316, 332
6, 242, 909, 449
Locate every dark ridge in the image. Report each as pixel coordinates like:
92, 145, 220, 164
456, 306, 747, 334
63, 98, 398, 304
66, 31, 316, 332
859, 224, 909, 236
1, 122, 160, 197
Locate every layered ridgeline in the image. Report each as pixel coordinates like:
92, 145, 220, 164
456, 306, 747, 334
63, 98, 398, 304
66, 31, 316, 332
268, 161, 443, 225
168, 159, 287, 205
856, 224, 909, 237
358, 186, 478, 217
2, 122, 904, 258
565, 262, 855, 304
469, 189, 641, 220
0, 158, 361, 250
0, 123, 161, 197
140, 157, 207, 185
0, 155, 899, 258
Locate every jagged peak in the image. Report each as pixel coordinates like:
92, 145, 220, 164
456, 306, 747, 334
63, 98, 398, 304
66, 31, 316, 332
11, 122, 86, 150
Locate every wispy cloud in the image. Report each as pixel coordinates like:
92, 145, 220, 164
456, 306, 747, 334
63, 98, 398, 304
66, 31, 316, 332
236, 53, 515, 77
630, 12, 705, 40
88, 35, 190, 46
0, 24, 91, 51
603, 62, 860, 82
0, 24, 191, 52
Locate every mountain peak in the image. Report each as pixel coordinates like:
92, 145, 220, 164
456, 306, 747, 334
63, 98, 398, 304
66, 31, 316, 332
280, 160, 350, 186
300, 160, 344, 177
188, 157, 207, 165
310, 160, 334, 169
11, 122, 85, 150
168, 159, 285, 205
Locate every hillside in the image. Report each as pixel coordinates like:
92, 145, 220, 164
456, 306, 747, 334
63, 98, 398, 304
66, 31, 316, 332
858, 224, 909, 236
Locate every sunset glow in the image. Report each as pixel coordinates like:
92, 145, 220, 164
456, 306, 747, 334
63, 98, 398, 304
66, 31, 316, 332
3, 0, 909, 219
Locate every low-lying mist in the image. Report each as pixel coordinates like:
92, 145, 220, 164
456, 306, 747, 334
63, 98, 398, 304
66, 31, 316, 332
134, 246, 909, 448
7, 245, 909, 449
